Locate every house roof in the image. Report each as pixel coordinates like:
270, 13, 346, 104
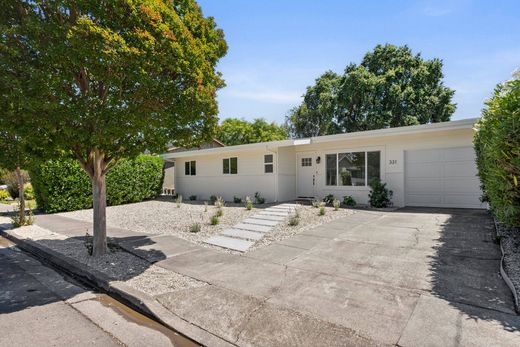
161, 118, 479, 160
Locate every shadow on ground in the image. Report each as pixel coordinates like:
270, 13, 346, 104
400, 207, 520, 332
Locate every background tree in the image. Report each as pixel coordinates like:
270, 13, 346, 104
216, 118, 287, 145
285, 71, 340, 137
1, 0, 227, 255
286, 44, 456, 137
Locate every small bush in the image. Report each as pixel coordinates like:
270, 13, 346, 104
323, 194, 335, 206
176, 194, 183, 208
0, 190, 10, 200
189, 222, 201, 233
209, 195, 217, 204
210, 214, 220, 225
215, 207, 223, 217
214, 196, 225, 208
343, 195, 356, 207
233, 196, 242, 203
189, 195, 197, 201
319, 206, 326, 216
2, 170, 30, 199
254, 192, 265, 204
368, 179, 393, 208
245, 196, 253, 210
333, 199, 341, 211
24, 183, 34, 200
288, 208, 300, 226
311, 199, 321, 208
10, 201, 34, 228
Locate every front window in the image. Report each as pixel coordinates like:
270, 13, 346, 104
326, 151, 380, 186
264, 154, 274, 173
223, 157, 238, 174
185, 161, 196, 176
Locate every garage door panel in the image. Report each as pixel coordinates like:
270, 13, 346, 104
406, 163, 442, 178
406, 178, 442, 193
444, 162, 478, 177
406, 149, 443, 163
443, 177, 480, 194
442, 147, 476, 161
405, 147, 482, 209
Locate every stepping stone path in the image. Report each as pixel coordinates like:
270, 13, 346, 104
204, 203, 300, 252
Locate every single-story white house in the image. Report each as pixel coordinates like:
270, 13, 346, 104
161, 118, 483, 209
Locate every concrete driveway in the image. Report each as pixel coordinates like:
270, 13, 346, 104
155, 207, 520, 346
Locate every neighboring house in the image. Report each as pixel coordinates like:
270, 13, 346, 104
161, 118, 483, 208
162, 139, 225, 193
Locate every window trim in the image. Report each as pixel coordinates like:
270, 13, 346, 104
264, 154, 274, 174
324, 149, 382, 188
223, 157, 238, 175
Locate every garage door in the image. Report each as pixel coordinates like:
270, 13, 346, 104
405, 147, 482, 208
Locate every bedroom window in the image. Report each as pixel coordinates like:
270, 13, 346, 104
264, 154, 274, 173
223, 157, 238, 174
325, 151, 380, 186
184, 161, 196, 176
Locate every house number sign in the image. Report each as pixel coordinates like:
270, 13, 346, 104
389, 159, 397, 165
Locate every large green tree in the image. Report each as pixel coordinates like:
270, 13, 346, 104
286, 44, 456, 137
216, 118, 287, 145
1, 0, 227, 255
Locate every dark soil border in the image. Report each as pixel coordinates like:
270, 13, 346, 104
494, 218, 520, 313
0, 226, 235, 347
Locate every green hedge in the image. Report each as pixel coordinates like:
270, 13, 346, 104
474, 76, 520, 227
30, 155, 164, 213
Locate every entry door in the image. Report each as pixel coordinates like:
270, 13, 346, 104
297, 153, 316, 197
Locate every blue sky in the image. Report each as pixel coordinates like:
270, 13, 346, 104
198, 0, 519, 124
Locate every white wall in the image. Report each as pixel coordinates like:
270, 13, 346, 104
277, 146, 296, 201
293, 128, 476, 206
174, 149, 277, 202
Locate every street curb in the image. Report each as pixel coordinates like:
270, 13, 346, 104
494, 218, 520, 314
0, 227, 235, 347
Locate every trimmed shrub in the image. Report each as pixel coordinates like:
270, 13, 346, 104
24, 183, 34, 200
343, 195, 356, 207
0, 190, 10, 200
30, 155, 164, 213
368, 179, 393, 208
474, 75, 520, 227
323, 194, 335, 206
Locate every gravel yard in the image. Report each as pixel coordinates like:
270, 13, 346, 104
1, 218, 206, 297
58, 199, 356, 251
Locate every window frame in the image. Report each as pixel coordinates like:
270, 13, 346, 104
264, 154, 274, 174
324, 149, 382, 188
223, 157, 238, 175
185, 160, 196, 176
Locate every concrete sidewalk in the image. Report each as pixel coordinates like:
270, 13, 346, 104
30, 209, 520, 346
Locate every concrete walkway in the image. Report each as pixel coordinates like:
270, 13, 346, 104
205, 203, 299, 252
31, 208, 520, 346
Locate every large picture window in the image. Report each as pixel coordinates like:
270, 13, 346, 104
326, 151, 380, 186
184, 161, 196, 176
223, 157, 238, 174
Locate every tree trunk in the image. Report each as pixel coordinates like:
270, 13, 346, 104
91, 165, 107, 256
15, 166, 25, 223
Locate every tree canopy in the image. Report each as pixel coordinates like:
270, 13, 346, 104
0, 0, 227, 255
286, 44, 456, 138
215, 118, 287, 146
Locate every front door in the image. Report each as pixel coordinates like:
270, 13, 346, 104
297, 153, 316, 197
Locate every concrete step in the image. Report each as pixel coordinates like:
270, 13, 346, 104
243, 218, 279, 226
258, 211, 290, 217
250, 214, 286, 222
204, 235, 254, 252
264, 208, 290, 214
234, 223, 272, 233
221, 228, 264, 241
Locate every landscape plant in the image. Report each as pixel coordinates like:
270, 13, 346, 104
210, 214, 220, 225
474, 73, 520, 227
245, 196, 253, 210
288, 209, 300, 226
189, 222, 201, 233
214, 196, 225, 208
323, 194, 335, 206
1, 0, 227, 255
0, 190, 10, 201
312, 199, 321, 208
333, 199, 341, 211
176, 195, 183, 208
210, 195, 218, 204
368, 179, 393, 208
343, 195, 356, 207
319, 206, 326, 216
189, 195, 197, 201
254, 192, 265, 204
233, 196, 242, 203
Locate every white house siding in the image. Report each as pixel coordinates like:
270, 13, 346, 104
174, 149, 277, 202
292, 128, 480, 207
277, 146, 297, 201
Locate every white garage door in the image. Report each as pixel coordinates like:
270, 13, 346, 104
405, 147, 482, 208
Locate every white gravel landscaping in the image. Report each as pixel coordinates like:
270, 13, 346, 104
58, 199, 357, 252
